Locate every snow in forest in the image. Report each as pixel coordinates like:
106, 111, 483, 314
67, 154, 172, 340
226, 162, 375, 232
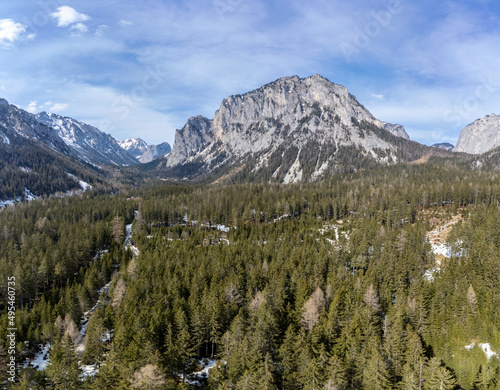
464, 343, 498, 360
23, 343, 51, 370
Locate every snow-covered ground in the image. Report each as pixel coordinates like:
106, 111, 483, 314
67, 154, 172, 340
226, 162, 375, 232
125, 217, 140, 256
0, 188, 37, 209
181, 359, 218, 385
464, 343, 498, 360
424, 215, 462, 281
318, 223, 349, 250
22, 343, 51, 370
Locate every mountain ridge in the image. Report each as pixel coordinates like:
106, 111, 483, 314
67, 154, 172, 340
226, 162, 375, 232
152, 74, 427, 183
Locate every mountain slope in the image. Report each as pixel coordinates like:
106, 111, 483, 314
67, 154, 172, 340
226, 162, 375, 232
151, 75, 432, 182
119, 138, 171, 163
0, 99, 71, 154
0, 99, 104, 201
454, 114, 500, 154
35, 112, 138, 166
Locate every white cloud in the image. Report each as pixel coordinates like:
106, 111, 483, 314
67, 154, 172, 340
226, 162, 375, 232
51, 6, 90, 28
119, 20, 134, 27
70, 23, 89, 34
50, 103, 69, 112
26, 101, 38, 113
371, 94, 384, 99
0, 19, 33, 46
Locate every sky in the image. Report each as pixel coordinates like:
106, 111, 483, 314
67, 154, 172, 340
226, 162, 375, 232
1, 0, 500, 147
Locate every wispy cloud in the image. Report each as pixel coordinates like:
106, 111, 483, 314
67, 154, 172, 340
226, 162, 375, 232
119, 20, 133, 27
70, 23, 89, 34
50, 103, 69, 112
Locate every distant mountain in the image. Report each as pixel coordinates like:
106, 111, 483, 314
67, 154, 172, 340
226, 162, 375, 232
454, 114, 500, 154
382, 122, 410, 140
35, 112, 138, 166
431, 143, 454, 151
0, 99, 71, 154
118, 138, 171, 163
0, 99, 102, 201
149, 75, 431, 182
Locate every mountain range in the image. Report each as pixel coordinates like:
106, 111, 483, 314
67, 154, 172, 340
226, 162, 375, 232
2, 74, 500, 200
149, 75, 435, 182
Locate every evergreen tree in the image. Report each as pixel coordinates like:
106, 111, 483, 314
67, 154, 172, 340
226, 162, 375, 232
46, 335, 81, 390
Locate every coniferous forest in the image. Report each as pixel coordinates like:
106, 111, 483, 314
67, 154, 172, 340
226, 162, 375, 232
1, 161, 500, 389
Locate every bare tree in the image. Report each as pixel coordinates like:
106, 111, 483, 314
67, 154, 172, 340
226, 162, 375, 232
363, 283, 381, 312
466, 284, 477, 307
301, 287, 326, 331
112, 278, 127, 308
130, 364, 166, 389
249, 291, 265, 311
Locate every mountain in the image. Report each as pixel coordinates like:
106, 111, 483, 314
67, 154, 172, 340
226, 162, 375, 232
0, 99, 103, 201
454, 114, 500, 154
151, 75, 431, 182
382, 122, 410, 140
0, 98, 71, 154
118, 138, 171, 163
431, 143, 454, 151
35, 112, 138, 166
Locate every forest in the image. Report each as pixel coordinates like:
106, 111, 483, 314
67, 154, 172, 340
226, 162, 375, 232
1, 160, 500, 389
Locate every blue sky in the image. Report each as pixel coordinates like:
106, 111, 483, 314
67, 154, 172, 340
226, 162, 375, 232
1, 0, 500, 146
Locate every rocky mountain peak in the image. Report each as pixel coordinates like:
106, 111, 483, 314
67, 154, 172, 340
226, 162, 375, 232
0, 98, 9, 105
454, 114, 500, 154
162, 74, 420, 182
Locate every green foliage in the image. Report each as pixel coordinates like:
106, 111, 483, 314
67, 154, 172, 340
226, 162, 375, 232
3, 161, 500, 388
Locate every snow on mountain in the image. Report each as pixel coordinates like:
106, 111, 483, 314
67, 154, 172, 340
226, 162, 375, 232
118, 138, 171, 163
35, 112, 138, 166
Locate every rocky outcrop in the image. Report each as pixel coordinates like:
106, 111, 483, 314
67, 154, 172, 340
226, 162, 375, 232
431, 143, 454, 151
163, 75, 421, 182
454, 114, 500, 154
382, 122, 410, 140
137, 142, 171, 163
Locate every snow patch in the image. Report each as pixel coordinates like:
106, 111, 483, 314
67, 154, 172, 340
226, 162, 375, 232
23, 343, 50, 370
79, 180, 93, 191
464, 343, 498, 360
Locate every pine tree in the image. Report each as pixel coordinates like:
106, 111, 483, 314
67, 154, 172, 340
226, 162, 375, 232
424, 357, 457, 390
362, 340, 392, 390
46, 335, 82, 390
324, 355, 348, 390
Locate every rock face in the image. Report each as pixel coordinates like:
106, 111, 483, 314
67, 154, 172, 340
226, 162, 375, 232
119, 138, 171, 163
162, 74, 420, 182
137, 142, 171, 163
431, 143, 454, 151
382, 123, 410, 140
454, 114, 500, 154
0, 100, 70, 154
35, 112, 138, 166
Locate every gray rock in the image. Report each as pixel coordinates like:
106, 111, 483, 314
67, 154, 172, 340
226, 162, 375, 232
454, 114, 500, 154
165, 75, 414, 181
